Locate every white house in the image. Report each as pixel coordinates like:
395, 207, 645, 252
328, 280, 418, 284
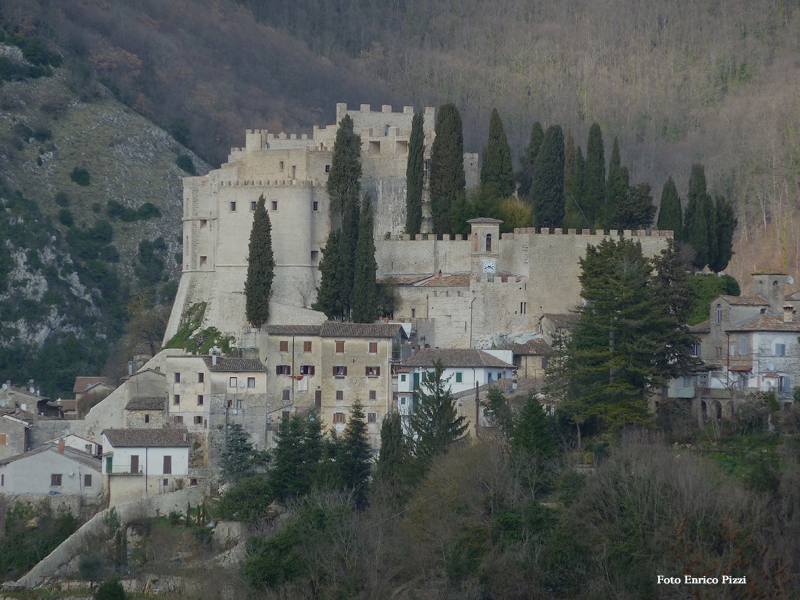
50, 434, 101, 457
0, 441, 102, 505
101, 428, 191, 506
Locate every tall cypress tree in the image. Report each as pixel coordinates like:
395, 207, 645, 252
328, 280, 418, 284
584, 123, 605, 227
337, 400, 372, 507
376, 411, 408, 487
327, 115, 362, 218
517, 122, 544, 198
429, 103, 466, 235
563, 145, 587, 230
564, 128, 576, 183
531, 125, 565, 229
313, 229, 346, 319
351, 193, 378, 323
710, 194, 737, 273
478, 108, 515, 216
656, 176, 682, 234
612, 180, 656, 230
244, 194, 274, 328
684, 164, 710, 269
405, 111, 425, 235
604, 137, 626, 229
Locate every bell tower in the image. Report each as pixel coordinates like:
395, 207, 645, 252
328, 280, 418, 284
468, 218, 502, 278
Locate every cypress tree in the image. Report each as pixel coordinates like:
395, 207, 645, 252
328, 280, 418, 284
269, 414, 321, 502
220, 423, 254, 483
517, 122, 544, 198
429, 103, 466, 235
710, 194, 737, 273
604, 137, 626, 229
563, 145, 587, 230
612, 180, 656, 231
338, 400, 372, 507
564, 128, 576, 182
684, 164, 710, 269
244, 194, 274, 328
376, 411, 408, 486
351, 193, 378, 323
531, 125, 565, 229
313, 229, 346, 319
327, 115, 362, 217
656, 176, 682, 235
405, 111, 424, 235
478, 108, 515, 214
510, 392, 556, 459
584, 123, 605, 227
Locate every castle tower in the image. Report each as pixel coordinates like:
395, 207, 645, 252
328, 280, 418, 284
468, 218, 503, 279
752, 269, 788, 313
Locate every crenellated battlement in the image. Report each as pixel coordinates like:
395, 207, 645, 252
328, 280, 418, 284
378, 229, 675, 243
215, 179, 322, 188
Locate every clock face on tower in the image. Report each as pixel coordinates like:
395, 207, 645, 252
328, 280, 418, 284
482, 259, 496, 274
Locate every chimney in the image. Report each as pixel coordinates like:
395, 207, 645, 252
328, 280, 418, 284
784, 304, 794, 324
58, 439, 65, 454
212, 354, 218, 366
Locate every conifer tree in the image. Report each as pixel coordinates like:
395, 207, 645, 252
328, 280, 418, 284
429, 104, 466, 234
563, 146, 587, 230
220, 423, 254, 483
327, 115, 362, 217
684, 164, 710, 269
244, 194, 274, 328
337, 400, 372, 507
657, 176, 682, 235
564, 128, 576, 183
710, 194, 737, 273
376, 411, 408, 486
477, 108, 515, 217
584, 122, 606, 227
405, 111, 425, 235
531, 125, 565, 229
517, 122, 544, 198
510, 392, 556, 459
351, 193, 378, 323
269, 414, 322, 502
408, 359, 467, 464
604, 137, 626, 229
611, 179, 656, 231
313, 229, 346, 319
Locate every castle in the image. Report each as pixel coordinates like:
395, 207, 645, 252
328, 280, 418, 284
165, 103, 671, 349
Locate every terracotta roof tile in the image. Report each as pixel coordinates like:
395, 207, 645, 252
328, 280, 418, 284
719, 295, 768, 306
264, 325, 321, 336
403, 348, 514, 369
201, 357, 268, 372
73, 377, 115, 393
542, 313, 580, 328
726, 314, 800, 333
125, 397, 166, 411
497, 339, 555, 355
103, 428, 191, 448
689, 320, 711, 333
320, 322, 405, 339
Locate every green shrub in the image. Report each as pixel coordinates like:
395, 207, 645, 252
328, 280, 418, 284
33, 127, 52, 142
176, 154, 196, 175
58, 209, 74, 226
136, 202, 161, 220
70, 167, 91, 186
171, 119, 191, 146
94, 579, 126, 600
217, 476, 274, 522
120, 208, 138, 222
92, 202, 101, 213
106, 200, 124, 218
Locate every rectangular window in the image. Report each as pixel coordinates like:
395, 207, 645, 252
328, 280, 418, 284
247, 377, 256, 388
194, 416, 203, 424
401, 374, 406, 382
729, 343, 736, 357
199, 255, 207, 267
367, 412, 377, 424
411, 308, 416, 318
335, 341, 345, 353
230, 201, 236, 211
145, 414, 150, 424
279, 340, 289, 352
366, 366, 380, 376
272, 201, 278, 210
304, 341, 313, 352
1, 474, 4, 486
84, 474, 92, 487
683, 377, 691, 386
174, 416, 184, 424
229, 377, 237, 387
198, 372, 204, 383
693, 344, 701, 357
776, 344, 786, 357
51, 474, 62, 487
715, 347, 723, 359
781, 376, 792, 393
282, 411, 290, 420
0, 434, 6, 446
276, 365, 291, 375
313, 201, 319, 211
369, 390, 377, 401
400, 397, 406, 405
198, 394, 204, 405
336, 390, 344, 401
455, 372, 462, 383
280, 161, 285, 171
251, 201, 257, 211
315, 390, 322, 409
282, 389, 290, 402
163, 456, 172, 475
300, 365, 315, 375
190, 478, 198, 487
333, 412, 346, 424
740, 337, 747, 355
333, 366, 347, 376
131, 455, 139, 473
174, 394, 180, 405
175, 373, 181, 383
325, 164, 330, 173
369, 342, 378, 354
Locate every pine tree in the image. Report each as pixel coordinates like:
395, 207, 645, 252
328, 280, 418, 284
337, 400, 372, 507
220, 423, 254, 483
313, 229, 346, 319
517, 122, 544, 198
327, 115, 362, 217
244, 194, 274, 328
656, 176, 682, 235
408, 359, 468, 464
584, 122, 606, 227
351, 193, 378, 323
684, 164, 710, 269
429, 104, 466, 235
269, 414, 321, 502
510, 392, 556, 459
604, 137, 626, 229
477, 108, 515, 217
710, 194, 737, 273
405, 111, 425, 235
531, 125, 565, 229
376, 411, 408, 485
612, 180, 656, 231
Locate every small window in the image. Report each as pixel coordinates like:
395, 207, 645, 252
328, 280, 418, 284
740, 337, 747, 355
336, 390, 344, 401
276, 365, 291, 375
335, 341, 345, 353
279, 340, 289, 352
190, 478, 198, 487
247, 377, 256, 388
174, 394, 180, 405
776, 344, 786, 357
400, 397, 406, 405
145, 414, 150, 424
163, 456, 172, 475
194, 416, 203, 424
369, 342, 378, 354
175, 373, 181, 383
325, 165, 330, 173
486, 233, 492, 252
315, 390, 322, 409
369, 390, 377, 401
304, 341, 313, 352
729, 343, 736, 357
313, 201, 319, 211
715, 347, 723, 359
2, 474, 4, 486
198, 394, 204, 405
411, 308, 416, 318
199, 255, 207, 267
272, 201, 278, 210
174, 416, 184, 424
282, 389, 290, 402
251, 201, 257, 211
366, 366, 380, 377
300, 365, 315, 375
311, 250, 319, 262
51, 474, 62, 487
230, 201, 237, 211
291, 166, 296, 179
280, 161, 285, 171
368, 412, 377, 424
401, 374, 406, 382
333, 366, 347, 376
200, 219, 208, 229
84, 474, 92, 487
198, 372, 204, 383
333, 412, 346, 424
455, 372, 462, 383
716, 304, 722, 324
229, 377, 238, 387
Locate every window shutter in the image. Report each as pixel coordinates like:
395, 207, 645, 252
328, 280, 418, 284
276, 366, 281, 375
376, 367, 380, 376
365, 367, 370, 376
310, 366, 315, 376
333, 366, 337, 376
287, 366, 291, 376
344, 367, 348, 376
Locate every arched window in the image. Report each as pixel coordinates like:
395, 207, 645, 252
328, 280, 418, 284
716, 304, 722, 324
486, 234, 492, 252
773, 280, 779, 299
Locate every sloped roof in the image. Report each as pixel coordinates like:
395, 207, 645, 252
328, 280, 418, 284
403, 348, 514, 369
467, 217, 504, 224
726, 314, 800, 333
718, 295, 768, 306
752, 269, 787, 276
73, 377, 114, 393
542, 313, 580, 329
0, 443, 101, 469
125, 397, 166, 411
201, 357, 268, 372
103, 428, 191, 448
320, 322, 406, 339
498, 339, 555, 356
689, 320, 711, 333
264, 325, 321, 336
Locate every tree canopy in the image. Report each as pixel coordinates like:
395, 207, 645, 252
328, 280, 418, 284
351, 193, 378, 323
429, 104, 466, 234
405, 111, 425, 235
244, 194, 274, 328
531, 125, 565, 228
